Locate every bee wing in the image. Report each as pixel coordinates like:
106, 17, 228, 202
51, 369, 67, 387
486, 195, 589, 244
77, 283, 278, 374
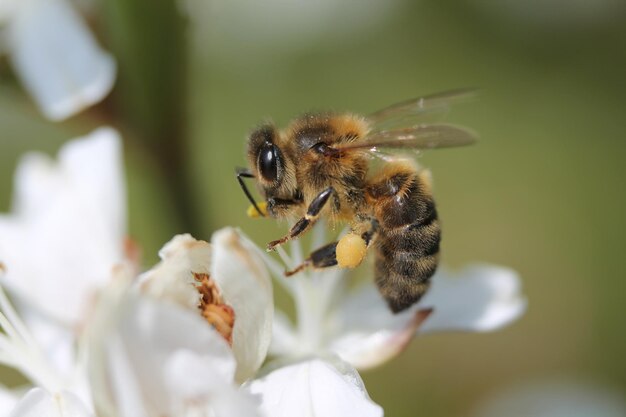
335, 123, 477, 152
367, 89, 477, 132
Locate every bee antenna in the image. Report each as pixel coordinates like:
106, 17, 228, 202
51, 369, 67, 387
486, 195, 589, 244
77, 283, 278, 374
235, 167, 266, 217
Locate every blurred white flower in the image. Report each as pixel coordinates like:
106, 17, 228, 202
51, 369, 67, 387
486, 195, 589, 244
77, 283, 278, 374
182, 0, 407, 66
0, 264, 94, 417
467, 0, 625, 32
8, 388, 94, 417
260, 227, 526, 369
0, 127, 127, 327
0, 127, 127, 389
0, 0, 116, 120
471, 378, 626, 417
0, 128, 129, 416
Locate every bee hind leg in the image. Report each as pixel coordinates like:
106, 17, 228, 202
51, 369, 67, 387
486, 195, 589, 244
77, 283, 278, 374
267, 187, 335, 251
285, 219, 378, 276
285, 241, 339, 277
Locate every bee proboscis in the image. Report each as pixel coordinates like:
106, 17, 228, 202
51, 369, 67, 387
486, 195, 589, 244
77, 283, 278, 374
236, 90, 476, 313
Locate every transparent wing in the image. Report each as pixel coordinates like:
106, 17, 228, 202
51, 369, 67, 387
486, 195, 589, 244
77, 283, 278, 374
367, 88, 477, 132
335, 123, 477, 152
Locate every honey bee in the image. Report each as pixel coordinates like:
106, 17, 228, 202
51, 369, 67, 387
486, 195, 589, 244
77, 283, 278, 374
236, 90, 476, 313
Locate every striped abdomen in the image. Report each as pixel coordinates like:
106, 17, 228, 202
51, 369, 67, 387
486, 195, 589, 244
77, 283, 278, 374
368, 164, 441, 313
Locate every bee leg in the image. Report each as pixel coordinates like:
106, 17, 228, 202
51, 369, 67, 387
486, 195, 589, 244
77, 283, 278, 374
267, 187, 335, 251
285, 219, 378, 276
285, 242, 338, 276
236, 167, 265, 217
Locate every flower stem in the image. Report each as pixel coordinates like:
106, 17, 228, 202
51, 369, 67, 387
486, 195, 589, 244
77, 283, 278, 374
291, 225, 347, 353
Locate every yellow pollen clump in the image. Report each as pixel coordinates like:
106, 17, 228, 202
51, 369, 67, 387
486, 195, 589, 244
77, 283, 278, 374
194, 273, 235, 345
247, 201, 268, 218
336, 233, 367, 268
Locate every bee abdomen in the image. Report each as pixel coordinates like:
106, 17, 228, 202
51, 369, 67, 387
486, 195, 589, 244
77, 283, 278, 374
374, 211, 441, 313
369, 166, 441, 313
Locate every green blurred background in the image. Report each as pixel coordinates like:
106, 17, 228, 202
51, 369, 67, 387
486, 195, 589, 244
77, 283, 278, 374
1, 1, 625, 415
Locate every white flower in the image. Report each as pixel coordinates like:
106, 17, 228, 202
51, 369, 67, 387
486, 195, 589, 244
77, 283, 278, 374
8, 388, 94, 417
236, 225, 525, 416
133, 230, 386, 417
183, 0, 404, 66
88, 264, 261, 417
471, 378, 626, 417
257, 226, 527, 369
247, 356, 383, 417
0, 127, 127, 392
127, 230, 386, 417
0, 225, 271, 417
0, 127, 127, 327
0, 128, 128, 416
0, 0, 116, 120
138, 229, 273, 383
0, 264, 94, 417
0, 254, 262, 417
325, 264, 526, 369
468, 0, 623, 31
87, 230, 383, 417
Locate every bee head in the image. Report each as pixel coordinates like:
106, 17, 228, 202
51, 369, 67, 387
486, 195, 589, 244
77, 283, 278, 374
246, 124, 297, 207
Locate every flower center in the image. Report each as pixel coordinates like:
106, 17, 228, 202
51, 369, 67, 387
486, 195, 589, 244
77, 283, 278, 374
193, 272, 235, 345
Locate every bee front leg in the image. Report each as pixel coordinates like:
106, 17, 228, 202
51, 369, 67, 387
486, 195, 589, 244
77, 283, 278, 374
267, 187, 334, 251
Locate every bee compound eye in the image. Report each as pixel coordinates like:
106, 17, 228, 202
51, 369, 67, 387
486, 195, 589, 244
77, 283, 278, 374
312, 142, 327, 153
258, 142, 279, 182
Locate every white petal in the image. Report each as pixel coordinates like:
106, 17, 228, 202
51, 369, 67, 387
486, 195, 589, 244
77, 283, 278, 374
246, 357, 383, 417
205, 386, 261, 417
328, 284, 431, 369
18, 309, 79, 381
211, 228, 273, 383
137, 234, 210, 310
268, 308, 298, 357
116, 297, 236, 394
471, 379, 626, 417
16, 126, 126, 233
328, 264, 525, 369
0, 385, 21, 415
0, 128, 126, 325
9, 387, 93, 417
184, 0, 402, 65
163, 350, 261, 417
104, 335, 149, 417
7, 0, 116, 120
418, 264, 527, 333
0, 0, 18, 24
164, 350, 233, 397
